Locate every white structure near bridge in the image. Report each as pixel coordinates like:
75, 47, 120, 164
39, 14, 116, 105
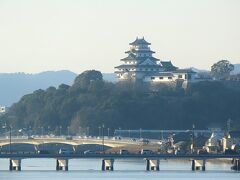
0, 106, 7, 115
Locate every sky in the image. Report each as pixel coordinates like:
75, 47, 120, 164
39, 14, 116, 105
0, 0, 239, 74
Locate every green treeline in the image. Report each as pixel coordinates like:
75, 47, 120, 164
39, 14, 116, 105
1, 70, 240, 135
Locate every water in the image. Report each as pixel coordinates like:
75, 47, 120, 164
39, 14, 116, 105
0, 159, 239, 180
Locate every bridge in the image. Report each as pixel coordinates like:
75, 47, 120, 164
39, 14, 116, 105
0, 136, 136, 148
0, 153, 239, 171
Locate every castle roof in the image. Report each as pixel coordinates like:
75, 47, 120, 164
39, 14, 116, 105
125, 49, 155, 54
121, 56, 159, 62
115, 64, 161, 69
173, 69, 197, 74
120, 53, 136, 61
161, 61, 178, 71
149, 72, 174, 77
129, 37, 151, 45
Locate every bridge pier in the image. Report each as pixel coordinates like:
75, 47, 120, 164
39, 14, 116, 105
146, 159, 160, 171
56, 159, 69, 171
102, 159, 114, 171
231, 159, 240, 171
191, 159, 206, 171
9, 159, 21, 171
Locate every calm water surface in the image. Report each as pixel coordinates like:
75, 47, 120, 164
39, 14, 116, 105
0, 159, 239, 180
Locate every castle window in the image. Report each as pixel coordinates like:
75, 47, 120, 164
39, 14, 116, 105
159, 77, 163, 80
168, 77, 172, 79
178, 75, 183, 78
151, 77, 155, 80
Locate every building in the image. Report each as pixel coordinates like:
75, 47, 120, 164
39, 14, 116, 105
0, 106, 7, 115
115, 37, 162, 81
114, 37, 203, 88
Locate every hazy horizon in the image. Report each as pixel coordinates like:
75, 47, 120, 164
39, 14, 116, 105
0, 0, 239, 74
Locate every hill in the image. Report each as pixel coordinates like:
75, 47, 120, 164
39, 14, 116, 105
0, 71, 116, 106
0, 70, 76, 106
1, 70, 240, 135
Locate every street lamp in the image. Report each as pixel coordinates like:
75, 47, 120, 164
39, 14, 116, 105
79, 126, 81, 136
119, 127, 121, 137
59, 126, 62, 137
139, 128, 142, 139
102, 124, 105, 153
48, 126, 50, 136
98, 126, 101, 137
67, 126, 70, 137
28, 126, 32, 139
107, 128, 110, 138
41, 127, 44, 137
87, 127, 89, 136
2, 124, 12, 154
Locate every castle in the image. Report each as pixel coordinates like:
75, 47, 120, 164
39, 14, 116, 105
114, 37, 202, 88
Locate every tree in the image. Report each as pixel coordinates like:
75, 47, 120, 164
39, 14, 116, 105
70, 70, 103, 93
211, 60, 234, 80
2, 69, 240, 135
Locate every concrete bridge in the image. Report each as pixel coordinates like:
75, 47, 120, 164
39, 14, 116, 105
0, 153, 239, 172
0, 136, 136, 148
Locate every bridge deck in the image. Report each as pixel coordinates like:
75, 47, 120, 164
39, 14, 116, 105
0, 153, 239, 159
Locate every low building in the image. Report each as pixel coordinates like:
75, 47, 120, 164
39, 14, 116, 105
221, 131, 240, 152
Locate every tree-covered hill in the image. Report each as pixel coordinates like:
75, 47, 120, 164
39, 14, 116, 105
0, 71, 116, 106
1, 70, 240, 135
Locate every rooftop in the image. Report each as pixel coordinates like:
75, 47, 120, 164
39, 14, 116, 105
173, 69, 197, 74
115, 64, 161, 69
161, 61, 178, 71
125, 49, 155, 54
149, 72, 174, 77
129, 37, 151, 45
121, 56, 160, 62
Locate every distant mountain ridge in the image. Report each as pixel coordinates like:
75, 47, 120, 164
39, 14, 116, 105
232, 64, 240, 75
0, 70, 76, 106
0, 70, 116, 106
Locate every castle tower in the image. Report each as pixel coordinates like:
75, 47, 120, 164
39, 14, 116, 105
114, 37, 162, 81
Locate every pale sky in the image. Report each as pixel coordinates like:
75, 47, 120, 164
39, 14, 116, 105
0, 0, 239, 73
